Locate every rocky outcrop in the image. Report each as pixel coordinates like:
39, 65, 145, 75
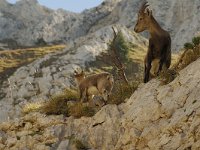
0, 25, 147, 122
0, 0, 119, 47
0, 0, 199, 49
1, 57, 200, 150
0, 0, 199, 123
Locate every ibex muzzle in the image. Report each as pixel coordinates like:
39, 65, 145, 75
134, 1, 171, 83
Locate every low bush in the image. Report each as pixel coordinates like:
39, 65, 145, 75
184, 42, 194, 50
192, 36, 200, 46
108, 79, 141, 105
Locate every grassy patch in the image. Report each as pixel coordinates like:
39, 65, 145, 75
108, 79, 141, 105
0, 45, 65, 74
22, 102, 43, 114
173, 36, 200, 71
73, 139, 88, 150
69, 102, 95, 118
158, 69, 179, 85
23, 89, 95, 118
41, 89, 79, 116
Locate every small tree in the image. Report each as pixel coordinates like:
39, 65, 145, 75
98, 27, 130, 85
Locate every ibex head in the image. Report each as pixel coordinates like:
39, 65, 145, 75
134, 1, 152, 33
73, 68, 85, 84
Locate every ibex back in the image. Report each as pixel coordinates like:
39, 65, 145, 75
134, 1, 171, 83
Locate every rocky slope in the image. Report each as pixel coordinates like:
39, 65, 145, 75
1, 57, 200, 150
0, 0, 199, 121
0, 0, 119, 48
0, 0, 199, 50
0, 25, 147, 122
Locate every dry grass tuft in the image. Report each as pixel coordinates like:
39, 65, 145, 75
0, 45, 65, 74
41, 89, 79, 116
159, 36, 200, 85
69, 102, 95, 118
108, 79, 141, 105
22, 89, 96, 118
73, 139, 88, 150
173, 37, 200, 71
22, 102, 43, 114
158, 69, 179, 85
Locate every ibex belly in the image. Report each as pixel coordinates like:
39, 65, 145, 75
87, 86, 99, 96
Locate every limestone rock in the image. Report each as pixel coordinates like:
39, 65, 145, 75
1, 58, 200, 149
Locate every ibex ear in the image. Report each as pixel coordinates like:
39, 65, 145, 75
107, 75, 110, 80
146, 8, 152, 16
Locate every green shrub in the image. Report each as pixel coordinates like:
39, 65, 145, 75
184, 42, 194, 50
192, 36, 200, 46
113, 31, 130, 63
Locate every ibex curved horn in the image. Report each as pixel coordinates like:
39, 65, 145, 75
139, 1, 149, 14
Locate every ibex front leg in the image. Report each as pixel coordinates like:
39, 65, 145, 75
157, 48, 168, 76
144, 54, 152, 83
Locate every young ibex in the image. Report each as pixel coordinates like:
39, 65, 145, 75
74, 69, 114, 102
134, 1, 171, 83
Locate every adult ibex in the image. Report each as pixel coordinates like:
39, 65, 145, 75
134, 1, 171, 83
74, 69, 114, 102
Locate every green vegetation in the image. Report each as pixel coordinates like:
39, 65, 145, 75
22, 33, 200, 119
160, 36, 200, 85
192, 36, 200, 46
69, 102, 95, 118
108, 80, 141, 105
184, 42, 194, 50
158, 69, 178, 85
174, 36, 200, 71
23, 89, 95, 118
40, 89, 78, 116
111, 31, 130, 63
184, 36, 200, 50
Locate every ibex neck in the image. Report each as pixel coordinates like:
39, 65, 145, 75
75, 77, 85, 84
148, 16, 164, 36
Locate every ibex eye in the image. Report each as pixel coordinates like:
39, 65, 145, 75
139, 18, 143, 20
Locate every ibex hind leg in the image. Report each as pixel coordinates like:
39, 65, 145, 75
80, 89, 87, 103
144, 64, 151, 83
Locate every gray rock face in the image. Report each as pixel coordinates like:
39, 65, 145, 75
0, 0, 199, 49
0, 26, 147, 122
0, 0, 199, 121
0, 0, 118, 47
1, 58, 200, 149
0, 0, 199, 50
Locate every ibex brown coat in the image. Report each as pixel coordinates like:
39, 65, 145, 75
74, 70, 114, 102
134, 1, 171, 83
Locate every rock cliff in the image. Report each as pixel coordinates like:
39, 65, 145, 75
0, 0, 200, 126
1, 57, 200, 150
0, 0, 199, 50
